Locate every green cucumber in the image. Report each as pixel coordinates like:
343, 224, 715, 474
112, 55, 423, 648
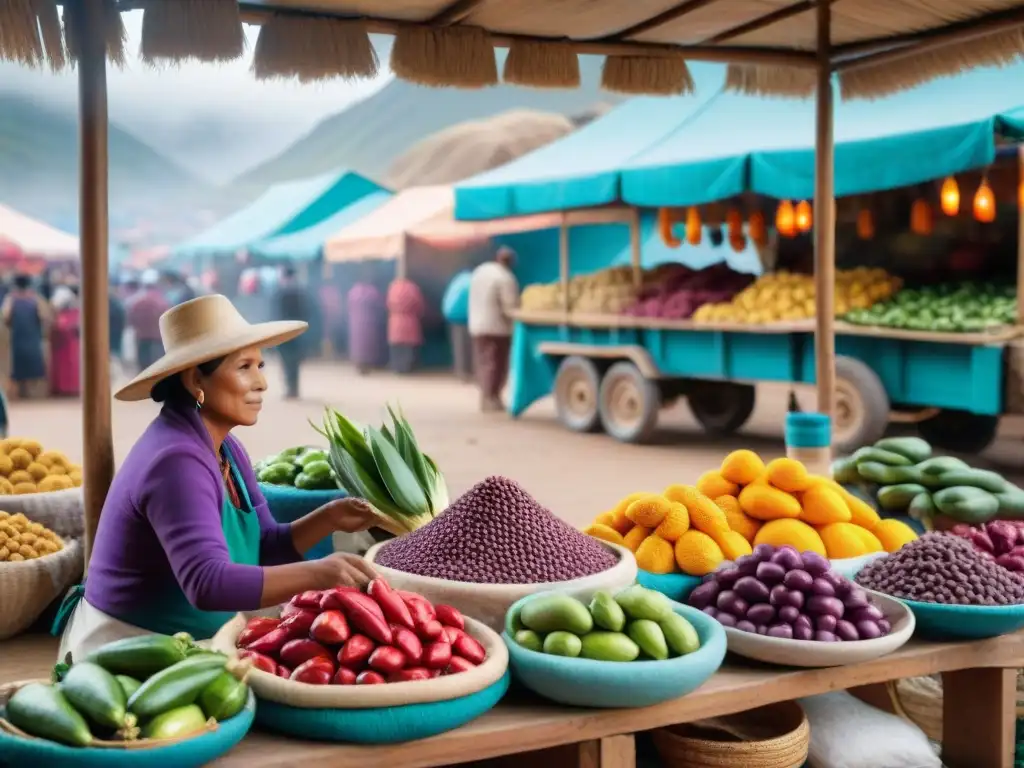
141, 704, 209, 741
932, 486, 999, 524
915, 456, 969, 477
6, 683, 93, 747
873, 437, 932, 463
995, 486, 1024, 518
197, 673, 249, 722
115, 676, 142, 700
852, 446, 912, 466
856, 461, 919, 485
87, 634, 189, 678
876, 484, 928, 511
908, 492, 937, 521
60, 662, 134, 732
933, 468, 1007, 494
127, 655, 227, 719
830, 456, 859, 484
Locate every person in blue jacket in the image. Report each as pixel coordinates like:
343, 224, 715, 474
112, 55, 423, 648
442, 270, 473, 382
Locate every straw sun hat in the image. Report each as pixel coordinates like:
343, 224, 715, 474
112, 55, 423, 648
115, 294, 307, 402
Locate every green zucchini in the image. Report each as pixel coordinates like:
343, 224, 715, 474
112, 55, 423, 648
127, 655, 227, 719
933, 486, 999, 524
915, 456, 969, 477
933, 468, 1007, 494
876, 484, 928, 511
852, 446, 912, 466
873, 436, 932, 463
995, 486, 1024, 518
6, 683, 93, 747
115, 675, 142, 700
908, 492, 936, 521
141, 704, 209, 741
830, 456, 859, 484
60, 662, 134, 733
87, 634, 189, 678
198, 673, 249, 722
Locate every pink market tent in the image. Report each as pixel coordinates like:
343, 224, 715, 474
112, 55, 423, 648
0, 204, 79, 260
324, 185, 632, 263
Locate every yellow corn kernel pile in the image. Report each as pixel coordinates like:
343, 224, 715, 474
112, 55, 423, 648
0, 511, 64, 562
0, 438, 81, 496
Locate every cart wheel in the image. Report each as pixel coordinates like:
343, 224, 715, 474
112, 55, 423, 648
834, 356, 889, 453
598, 362, 660, 443
553, 356, 602, 433
918, 409, 999, 453
687, 382, 756, 436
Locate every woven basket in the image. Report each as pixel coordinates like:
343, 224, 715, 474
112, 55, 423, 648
651, 701, 809, 768
888, 673, 1024, 742
0, 539, 82, 639
0, 489, 84, 539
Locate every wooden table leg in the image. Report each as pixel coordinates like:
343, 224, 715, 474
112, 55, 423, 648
575, 735, 635, 768
941, 668, 1016, 768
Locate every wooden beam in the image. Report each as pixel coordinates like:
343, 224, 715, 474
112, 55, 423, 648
77, 0, 115, 570
705, 0, 818, 44
603, 0, 722, 41
429, 0, 488, 26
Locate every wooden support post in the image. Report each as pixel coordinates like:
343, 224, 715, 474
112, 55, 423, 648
813, 0, 837, 422
559, 213, 570, 316
630, 208, 642, 291
941, 668, 1015, 768
77, 0, 114, 570
1017, 146, 1024, 323
575, 735, 636, 768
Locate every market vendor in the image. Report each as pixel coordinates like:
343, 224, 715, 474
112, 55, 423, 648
55, 294, 378, 659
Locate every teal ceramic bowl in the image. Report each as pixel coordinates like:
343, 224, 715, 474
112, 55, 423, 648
0, 690, 255, 768
503, 593, 726, 708
637, 570, 702, 602
896, 599, 1024, 640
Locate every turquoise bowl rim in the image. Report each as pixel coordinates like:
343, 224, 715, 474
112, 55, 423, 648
636, 570, 702, 601
895, 597, 1024, 638
0, 689, 255, 767
503, 590, 726, 678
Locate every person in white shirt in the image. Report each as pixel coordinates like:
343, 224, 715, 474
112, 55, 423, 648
468, 247, 520, 412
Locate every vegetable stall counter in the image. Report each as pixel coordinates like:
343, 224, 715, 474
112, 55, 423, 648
3, 632, 1022, 768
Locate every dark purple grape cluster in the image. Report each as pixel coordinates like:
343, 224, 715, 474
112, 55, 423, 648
375, 476, 618, 584
688, 544, 891, 642
856, 533, 1024, 606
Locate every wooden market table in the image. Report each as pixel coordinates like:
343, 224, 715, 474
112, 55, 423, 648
2, 632, 1022, 768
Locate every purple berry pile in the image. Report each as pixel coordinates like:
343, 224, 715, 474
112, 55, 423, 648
375, 476, 619, 584
688, 543, 892, 642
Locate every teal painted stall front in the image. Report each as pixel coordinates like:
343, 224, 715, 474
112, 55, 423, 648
509, 321, 1005, 418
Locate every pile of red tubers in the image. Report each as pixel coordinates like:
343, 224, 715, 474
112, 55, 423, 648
950, 520, 1024, 572
235, 578, 486, 685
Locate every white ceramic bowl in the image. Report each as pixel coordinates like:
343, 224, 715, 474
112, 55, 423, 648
723, 591, 914, 668
829, 552, 888, 580
364, 541, 638, 632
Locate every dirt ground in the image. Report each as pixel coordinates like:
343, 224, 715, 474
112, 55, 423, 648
11, 359, 1024, 528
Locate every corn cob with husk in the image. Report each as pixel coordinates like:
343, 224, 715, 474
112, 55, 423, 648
313, 405, 449, 535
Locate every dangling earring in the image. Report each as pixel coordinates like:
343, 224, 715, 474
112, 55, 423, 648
196, 389, 205, 411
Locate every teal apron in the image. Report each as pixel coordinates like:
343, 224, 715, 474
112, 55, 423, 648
54, 444, 262, 641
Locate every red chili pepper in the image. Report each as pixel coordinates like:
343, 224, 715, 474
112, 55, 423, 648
292, 590, 325, 610
237, 617, 282, 647
453, 632, 486, 665
434, 605, 465, 630
280, 638, 334, 669
429, 669, 441, 678
290, 658, 333, 685
333, 666, 358, 685
368, 579, 416, 630
331, 591, 393, 645
356, 670, 386, 685
319, 586, 360, 611
276, 664, 292, 679
337, 634, 375, 669
390, 624, 423, 664
279, 609, 318, 638
441, 626, 463, 645
310, 610, 351, 646
397, 591, 436, 621
421, 640, 452, 670
388, 667, 431, 683
446, 656, 476, 674
415, 619, 443, 642
238, 649, 277, 674
368, 646, 406, 674
245, 626, 292, 655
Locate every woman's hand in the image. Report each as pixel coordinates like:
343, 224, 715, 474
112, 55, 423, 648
317, 552, 377, 589
322, 497, 377, 533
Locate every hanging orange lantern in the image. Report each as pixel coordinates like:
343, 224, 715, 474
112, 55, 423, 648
685, 207, 702, 245
725, 207, 743, 240
856, 208, 874, 240
748, 211, 767, 246
658, 207, 681, 248
973, 177, 996, 223
776, 200, 796, 237
910, 199, 932, 235
940, 176, 960, 216
795, 200, 813, 233
729, 234, 747, 253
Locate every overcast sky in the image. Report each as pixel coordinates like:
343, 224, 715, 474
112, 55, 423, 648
0, 10, 394, 181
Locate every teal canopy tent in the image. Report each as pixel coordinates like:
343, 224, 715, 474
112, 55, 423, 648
249, 190, 393, 260
173, 169, 384, 259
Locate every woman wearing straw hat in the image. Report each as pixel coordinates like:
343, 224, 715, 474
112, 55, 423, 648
55, 294, 378, 659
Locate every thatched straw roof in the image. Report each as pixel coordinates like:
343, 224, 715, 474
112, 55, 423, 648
384, 109, 576, 189
3, 1, 1024, 99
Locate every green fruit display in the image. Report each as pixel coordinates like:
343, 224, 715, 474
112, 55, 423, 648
510, 585, 702, 662
255, 446, 335, 490
844, 281, 1016, 333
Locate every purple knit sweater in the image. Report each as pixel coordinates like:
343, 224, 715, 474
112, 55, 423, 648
85, 403, 300, 617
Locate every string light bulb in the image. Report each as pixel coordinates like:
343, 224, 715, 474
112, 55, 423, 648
973, 177, 995, 223
795, 200, 813, 233
776, 200, 796, 237
940, 176, 960, 216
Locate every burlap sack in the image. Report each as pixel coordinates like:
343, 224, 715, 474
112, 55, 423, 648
211, 613, 508, 709
364, 541, 638, 632
0, 539, 83, 639
0, 489, 84, 540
